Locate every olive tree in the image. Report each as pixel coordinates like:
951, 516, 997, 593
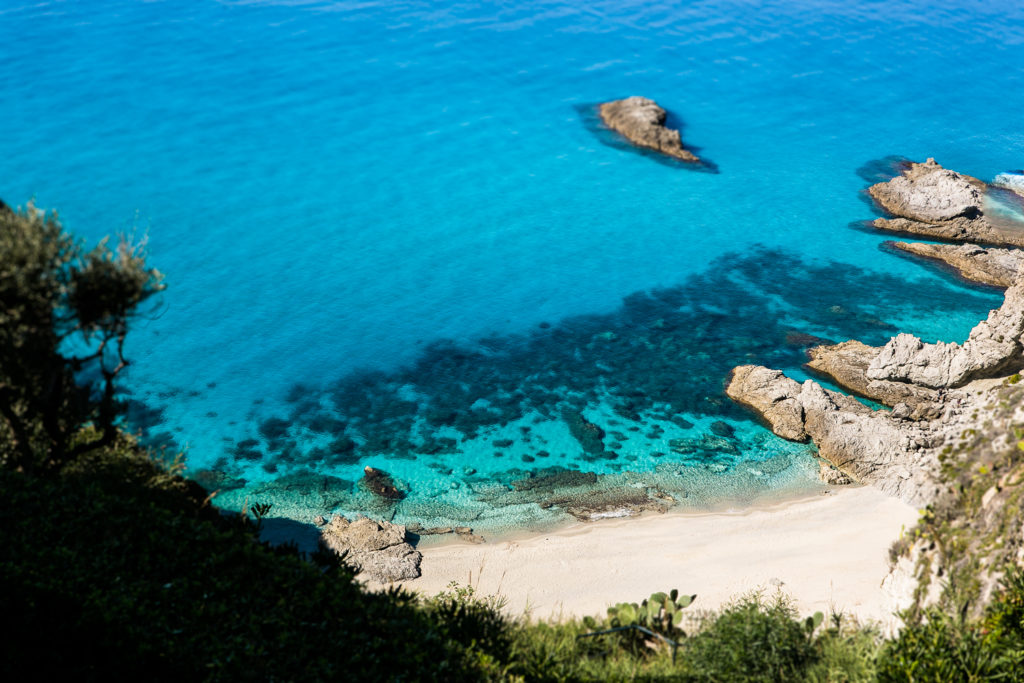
0, 200, 164, 470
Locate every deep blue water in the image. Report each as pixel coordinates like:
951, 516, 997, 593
2, 0, 1022, 529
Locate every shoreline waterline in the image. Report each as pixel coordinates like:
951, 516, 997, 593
378, 485, 917, 630
408, 473, 831, 547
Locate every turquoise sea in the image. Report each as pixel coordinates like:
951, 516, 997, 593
3, 0, 1022, 533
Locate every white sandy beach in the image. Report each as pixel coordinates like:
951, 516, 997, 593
390, 486, 919, 630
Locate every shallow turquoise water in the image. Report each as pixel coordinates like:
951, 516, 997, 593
2, 0, 1021, 528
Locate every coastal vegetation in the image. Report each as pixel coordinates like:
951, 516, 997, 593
4, 200, 1024, 681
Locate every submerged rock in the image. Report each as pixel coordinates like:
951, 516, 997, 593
668, 434, 741, 456
359, 466, 406, 500
562, 409, 606, 456
598, 96, 699, 163
321, 516, 421, 583
406, 523, 485, 544
511, 468, 598, 492
888, 241, 1024, 289
556, 487, 672, 521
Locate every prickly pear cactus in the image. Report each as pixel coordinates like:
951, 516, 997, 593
605, 590, 697, 639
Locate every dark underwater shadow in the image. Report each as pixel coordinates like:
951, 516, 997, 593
575, 103, 720, 174
855, 155, 913, 185
879, 240, 1006, 293
200, 245, 1000, 474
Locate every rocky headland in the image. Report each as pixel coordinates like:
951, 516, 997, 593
729, 158, 1024, 615
599, 96, 700, 163
868, 157, 1024, 247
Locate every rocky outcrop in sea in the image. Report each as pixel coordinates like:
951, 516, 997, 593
729, 158, 1024, 616
599, 97, 699, 163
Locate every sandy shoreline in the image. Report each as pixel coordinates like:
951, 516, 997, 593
382, 486, 918, 630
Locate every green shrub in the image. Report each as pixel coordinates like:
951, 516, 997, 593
983, 565, 1024, 647
804, 617, 881, 683
878, 609, 1018, 682
681, 592, 820, 682
424, 583, 514, 673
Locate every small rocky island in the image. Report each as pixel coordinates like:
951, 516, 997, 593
727, 158, 1024, 614
599, 96, 700, 163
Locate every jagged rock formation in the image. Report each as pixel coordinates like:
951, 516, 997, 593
805, 340, 938, 408
867, 279, 1024, 389
599, 97, 699, 163
870, 158, 986, 222
321, 515, 422, 583
729, 266, 1024, 505
869, 158, 1024, 247
888, 241, 1024, 289
726, 365, 943, 505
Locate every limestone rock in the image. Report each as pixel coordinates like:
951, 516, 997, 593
818, 459, 853, 486
727, 365, 942, 505
868, 159, 1024, 248
599, 97, 699, 163
888, 241, 1024, 289
867, 280, 1024, 388
725, 366, 808, 441
321, 516, 421, 582
869, 158, 984, 223
805, 339, 938, 407
561, 487, 671, 521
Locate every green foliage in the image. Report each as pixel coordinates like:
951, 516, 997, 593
804, 620, 881, 683
682, 592, 821, 682
877, 608, 1022, 682
606, 589, 696, 637
983, 565, 1024, 646
0, 433, 500, 681
424, 583, 514, 676
0, 200, 163, 471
